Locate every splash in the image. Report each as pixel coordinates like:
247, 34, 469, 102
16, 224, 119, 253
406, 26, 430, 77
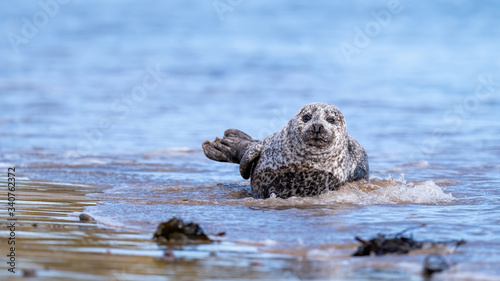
245, 175, 454, 206
147, 174, 455, 207
237, 175, 455, 207
333, 175, 454, 205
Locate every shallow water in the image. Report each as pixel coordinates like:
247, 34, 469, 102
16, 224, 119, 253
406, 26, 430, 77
2, 0, 500, 280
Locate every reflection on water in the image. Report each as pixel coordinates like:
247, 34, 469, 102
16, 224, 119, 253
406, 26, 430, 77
7, 149, 499, 279
1, 0, 500, 280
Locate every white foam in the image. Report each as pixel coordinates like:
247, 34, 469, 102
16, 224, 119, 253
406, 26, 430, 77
401, 160, 430, 167
0, 162, 17, 168
335, 177, 454, 205
67, 158, 109, 166
142, 148, 195, 158
239, 175, 454, 207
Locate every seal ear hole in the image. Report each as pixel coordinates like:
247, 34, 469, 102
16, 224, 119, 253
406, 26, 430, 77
326, 117, 335, 124
302, 114, 312, 122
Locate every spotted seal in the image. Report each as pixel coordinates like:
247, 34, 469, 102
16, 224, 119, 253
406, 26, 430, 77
202, 102, 369, 199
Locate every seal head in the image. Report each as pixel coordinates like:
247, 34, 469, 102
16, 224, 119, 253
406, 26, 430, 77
287, 102, 348, 156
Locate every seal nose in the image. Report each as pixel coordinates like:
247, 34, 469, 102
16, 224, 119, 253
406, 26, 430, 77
313, 124, 323, 133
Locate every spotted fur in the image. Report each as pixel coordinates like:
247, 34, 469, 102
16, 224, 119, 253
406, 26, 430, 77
202, 102, 369, 199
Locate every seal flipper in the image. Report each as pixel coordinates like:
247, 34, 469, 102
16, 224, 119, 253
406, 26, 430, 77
239, 142, 263, 179
347, 135, 369, 181
202, 129, 257, 164
202, 137, 232, 163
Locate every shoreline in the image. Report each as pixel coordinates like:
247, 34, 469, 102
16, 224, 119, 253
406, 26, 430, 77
0, 177, 296, 280
0, 177, 161, 279
1, 175, 497, 280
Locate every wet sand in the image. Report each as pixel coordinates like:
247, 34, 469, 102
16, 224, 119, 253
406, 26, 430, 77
0, 178, 306, 280
2, 177, 487, 280
0, 179, 237, 279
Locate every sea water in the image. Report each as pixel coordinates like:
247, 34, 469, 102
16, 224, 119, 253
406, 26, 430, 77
1, 0, 500, 279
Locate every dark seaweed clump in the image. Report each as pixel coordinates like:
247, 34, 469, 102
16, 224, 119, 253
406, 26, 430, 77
353, 233, 423, 256
353, 226, 465, 256
153, 217, 211, 243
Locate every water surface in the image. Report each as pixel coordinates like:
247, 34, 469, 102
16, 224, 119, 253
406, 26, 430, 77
1, 1, 500, 280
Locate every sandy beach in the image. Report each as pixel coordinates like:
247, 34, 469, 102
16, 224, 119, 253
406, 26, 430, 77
1, 177, 159, 280
0, 177, 303, 280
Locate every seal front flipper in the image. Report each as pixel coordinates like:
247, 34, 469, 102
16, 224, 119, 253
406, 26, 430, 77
202, 129, 257, 164
239, 142, 263, 179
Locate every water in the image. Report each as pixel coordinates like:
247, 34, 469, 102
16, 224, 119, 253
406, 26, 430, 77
2, 0, 500, 279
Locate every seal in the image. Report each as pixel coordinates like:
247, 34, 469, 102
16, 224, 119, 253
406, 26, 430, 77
202, 102, 369, 199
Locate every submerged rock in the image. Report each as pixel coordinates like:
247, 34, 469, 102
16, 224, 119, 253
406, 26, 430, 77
153, 217, 211, 243
22, 269, 37, 277
423, 254, 450, 278
79, 213, 96, 223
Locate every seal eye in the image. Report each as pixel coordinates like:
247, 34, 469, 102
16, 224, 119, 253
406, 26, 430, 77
326, 117, 335, 124
302, 114, 312, 122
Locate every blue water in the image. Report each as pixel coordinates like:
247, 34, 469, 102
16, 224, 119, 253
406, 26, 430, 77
2, 0, 500, 280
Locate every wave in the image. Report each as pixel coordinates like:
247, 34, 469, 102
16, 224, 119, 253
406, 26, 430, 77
143, 174, 455, 207
237, 175, 454, 207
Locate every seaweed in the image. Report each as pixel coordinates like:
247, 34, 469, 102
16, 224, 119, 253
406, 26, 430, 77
153, 217, 211, 243
353, 234, 423, 256
352, 226, 465, 256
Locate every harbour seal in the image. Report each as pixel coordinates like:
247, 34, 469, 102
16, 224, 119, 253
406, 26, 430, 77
202, 102, 368, 199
